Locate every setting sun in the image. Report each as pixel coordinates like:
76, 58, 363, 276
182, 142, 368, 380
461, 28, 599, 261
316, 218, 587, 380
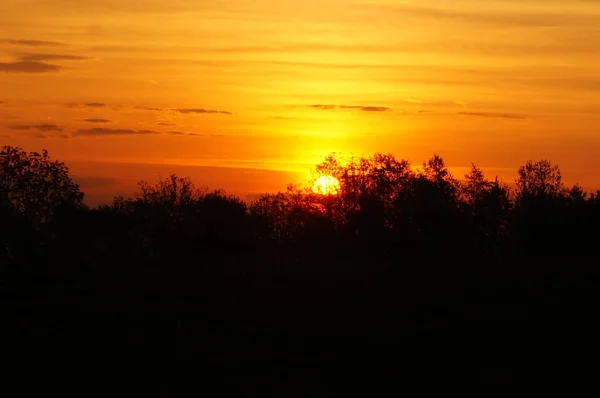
312, 175, 341, 196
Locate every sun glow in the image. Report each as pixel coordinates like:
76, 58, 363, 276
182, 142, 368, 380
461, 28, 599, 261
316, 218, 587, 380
312, 175, 341, 195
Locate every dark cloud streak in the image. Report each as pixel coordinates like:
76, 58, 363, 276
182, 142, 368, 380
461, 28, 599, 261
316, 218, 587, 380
66, 102, 107, 108
166, 131, 204, 137
459, 112, 527, 120
0, 61, 61, 73
77, 105, 232, 114
175, 108, 232, 115
310, 104, 391, 112
8, 124, 63, 132
135, 106, 163, 111
1, 39, 66, 47
75, 128, 161, 136
18, 53, 90, 62
82, 118, 111, 123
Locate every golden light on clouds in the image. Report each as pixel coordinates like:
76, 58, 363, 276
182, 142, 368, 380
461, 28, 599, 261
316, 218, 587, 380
1, 0, 600, 201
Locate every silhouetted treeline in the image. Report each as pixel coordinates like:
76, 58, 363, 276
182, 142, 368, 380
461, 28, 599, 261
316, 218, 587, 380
3, 145, 600, 394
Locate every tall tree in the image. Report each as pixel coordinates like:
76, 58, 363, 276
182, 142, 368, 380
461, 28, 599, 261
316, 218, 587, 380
462, 164, 512, 257
515, 159, 563, 201
0, 146, 83, 225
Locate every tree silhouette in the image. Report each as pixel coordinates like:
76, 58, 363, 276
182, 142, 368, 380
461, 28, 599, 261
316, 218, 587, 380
138, 174, 204, 209
515, 159, 563, 201
565, 183, 587, 204
4, 147, 600, 393
0, 146, 84, 267
512, 159, 568, 257
0, 146, 83, 225
250, 184, 330, 244
462, 164, 511, 258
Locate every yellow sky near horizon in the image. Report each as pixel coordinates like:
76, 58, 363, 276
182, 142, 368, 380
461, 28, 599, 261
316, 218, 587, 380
1, 0, 600, 201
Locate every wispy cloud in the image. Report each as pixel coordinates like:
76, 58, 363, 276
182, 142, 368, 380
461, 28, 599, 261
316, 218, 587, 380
341, 105, 391, 112
8, 124, 63, 132
174, 108, 232, 115
134, 106, 163, 111
310, 104, 391, 112
74, 128, 161, 136
398, 99, 468, 107
89, 104, 232, 115
166, 131, 205, 137
158, 122, 176, 126
0, 45, 89, 73
1, 39, 66, 47
17, 53, 90, 62
0, 61, 61, 73
366, 4, 600, 28
310, 105, 336, 110
458, 111, 528, 120
81, 118, 111, 123
66, 102, 107, 108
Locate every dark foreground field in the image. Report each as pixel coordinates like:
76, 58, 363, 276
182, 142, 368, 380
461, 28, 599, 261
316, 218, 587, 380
5, 255, 600, 395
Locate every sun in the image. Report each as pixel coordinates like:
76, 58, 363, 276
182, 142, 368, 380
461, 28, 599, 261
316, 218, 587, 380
312, 175, 341, 195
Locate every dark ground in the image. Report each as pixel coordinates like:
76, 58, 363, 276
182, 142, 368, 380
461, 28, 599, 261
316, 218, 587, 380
5, 255, 600, 396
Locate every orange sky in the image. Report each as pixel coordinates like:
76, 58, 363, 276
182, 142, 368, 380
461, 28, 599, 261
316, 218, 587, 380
1, 0, 600, 204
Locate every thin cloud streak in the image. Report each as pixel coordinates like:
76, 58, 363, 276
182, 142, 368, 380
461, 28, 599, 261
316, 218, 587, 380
131, 106, 232, 115
1, 39, 66, 46
310, 105, 392, 112
8, 124, 63, 132
174, 108, 232, 115
18, 53, 90, 62
166, 131, 205, 137
458, 112, 528, 120
134, 106, 163, 111
82, 118, 111, 123
367, 4, 600, 28
0, 61, 61, 73
74, 128, 161, 136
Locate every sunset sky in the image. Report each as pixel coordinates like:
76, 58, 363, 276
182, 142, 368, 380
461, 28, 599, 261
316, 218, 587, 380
1, 0, 599, 204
